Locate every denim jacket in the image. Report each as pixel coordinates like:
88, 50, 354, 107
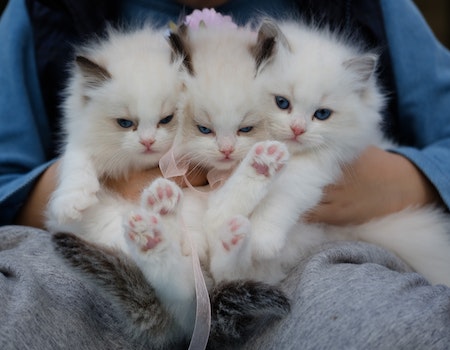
0, 0, 449, 224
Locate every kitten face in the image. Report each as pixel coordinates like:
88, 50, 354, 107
178, 77, 268, 171
257, 21, 384, 161
171, 27, 271, 171
64, 27, 184, 178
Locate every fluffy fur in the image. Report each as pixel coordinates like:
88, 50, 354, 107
205, 19, 450, 286
144, 19, 450, 288
51, 17, 450, 347
49, 23, 290, 347
44, 23, 203, 342
52, 232, 289, 349
46, 25, 183, 243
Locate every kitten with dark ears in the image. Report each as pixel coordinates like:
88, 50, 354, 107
46, 25, 183, 242
45, 25, 194, 345
206, 19, 450, 286
50, 22, 290, 348
131, 18, 450, 288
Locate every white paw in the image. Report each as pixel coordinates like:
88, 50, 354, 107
124, 211, 166, 253
219, 215, 251, 252
49, 185, 99, 222
250, 141, 289, 178
141, 178, 182, 215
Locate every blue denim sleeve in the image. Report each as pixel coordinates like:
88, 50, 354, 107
0, 0, 55, 224
380, 0, 450, 209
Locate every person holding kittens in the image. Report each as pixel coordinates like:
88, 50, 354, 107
1, 0, 450, 349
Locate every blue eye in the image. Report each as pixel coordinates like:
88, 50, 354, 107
159, 115, 173, 125
197, 125, 213, 134
117, 119, 134, 128
275, 96, 290, 110
238, 126, 253, 133
313, 108, 332, 121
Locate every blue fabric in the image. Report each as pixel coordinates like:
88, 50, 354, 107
380, 0, 450, 207
119, 0, 296, 27
0, 0, 54, 223
0, 0, 449, 225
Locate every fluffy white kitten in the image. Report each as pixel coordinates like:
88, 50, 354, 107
45, 26, 197, 337
127, 22, 275, 275
207, 19, 450, 286
48, 23, 291, 347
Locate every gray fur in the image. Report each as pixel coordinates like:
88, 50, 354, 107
52, 232, 290, 349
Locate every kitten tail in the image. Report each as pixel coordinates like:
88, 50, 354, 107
207, 280, 290, 349
52, 232, 186, 349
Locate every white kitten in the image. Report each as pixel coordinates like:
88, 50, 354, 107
45, 26, 199, 335
47, 26, 182, 235
141, 23, 275, 263
46, 21, 288, 338
49, 23, 292, 345
208, 19, 450, 286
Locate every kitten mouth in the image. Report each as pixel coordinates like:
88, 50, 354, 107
219, 157, 234, 162
289, 135, 302, 143
142, 149, 155, 154
216, 157, 236, 169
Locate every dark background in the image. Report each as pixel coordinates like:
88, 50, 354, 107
0, 0, 449, 48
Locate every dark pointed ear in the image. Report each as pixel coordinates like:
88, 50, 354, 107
75, 55, 111, 89
167, 24, 194, 75
343, 53, 378, 85
252, 19, 290, 75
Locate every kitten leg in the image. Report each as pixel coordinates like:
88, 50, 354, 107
124, 178, 183, 254
124, 179, 196, 332
208, 140, 289, 220
47, 151, 100, 225
209, 215, 252, 282
205, 141, 289, 281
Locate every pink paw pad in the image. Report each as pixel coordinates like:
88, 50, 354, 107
222, 236, 243, 252
142, 179, 182, 215
126, 213, 163, 252
220, 216, 250, 252
140, 231, 162, 252
251, 141, 288, 177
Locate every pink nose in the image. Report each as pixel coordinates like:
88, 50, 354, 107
220, 147, 234, 157
140, 139, 155, 148
291, 125, 305, 136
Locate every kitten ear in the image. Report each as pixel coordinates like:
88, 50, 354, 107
167, 24, 194, 75
75, 55, 111, 89
252, 18, 290, 75
343, 53, 378, 85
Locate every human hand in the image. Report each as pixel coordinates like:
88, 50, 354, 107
103, 166, 208, 202
304, 146, 443, 226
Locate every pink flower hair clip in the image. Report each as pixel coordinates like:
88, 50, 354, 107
184, 8, 237, 29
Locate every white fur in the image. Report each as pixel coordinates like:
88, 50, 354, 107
45, 26, 197, 333
171, 25, 271, 172
205, 20, 450, 286
152, 20, 450, 288
47, 19, 450, 338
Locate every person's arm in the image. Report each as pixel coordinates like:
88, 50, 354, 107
0, 0, 55, 226
307, 0, 450, 225
305, 146, 443, 225
14, 159, 209, 229
381, 0, 450, 209
14, 163, 167, 228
